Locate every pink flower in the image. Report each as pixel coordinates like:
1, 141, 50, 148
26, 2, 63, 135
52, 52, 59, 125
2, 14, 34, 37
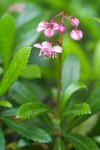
33, 41, 62, 58
58, 23, 66, 33
70, 18, 80, 27
70, 29, 83, 41
36, 21, 59, 38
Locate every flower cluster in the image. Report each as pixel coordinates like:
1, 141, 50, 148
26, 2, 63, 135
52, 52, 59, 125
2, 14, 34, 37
33, 11, 83, 59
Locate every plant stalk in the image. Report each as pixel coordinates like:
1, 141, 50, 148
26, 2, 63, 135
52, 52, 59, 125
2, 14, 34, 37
56, 33, 62, 119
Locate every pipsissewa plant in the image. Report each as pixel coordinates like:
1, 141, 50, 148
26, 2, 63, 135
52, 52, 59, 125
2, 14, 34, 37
0, 9, 100, 150
15, 11, 99, 150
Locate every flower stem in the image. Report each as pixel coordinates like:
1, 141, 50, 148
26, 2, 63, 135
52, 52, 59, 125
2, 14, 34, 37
56, 33, 62, 119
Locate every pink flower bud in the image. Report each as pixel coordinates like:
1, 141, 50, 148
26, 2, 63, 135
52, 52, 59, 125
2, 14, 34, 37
50, 21, 59, 30
58, 24, 66, 33
43, 28, 55, 38
70, 29, 83, 41
70, 18, 80, 27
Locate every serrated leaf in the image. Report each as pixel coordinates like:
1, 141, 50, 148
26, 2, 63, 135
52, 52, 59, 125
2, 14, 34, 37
21, 64, 41, 79
0, 100, 13, 108
9, 81, 38, 104
16, 102, 52, 119
53, 138, 67, 150
0, 127, 5, 150
61, 103, 91, 117
87, 87, 100, 113
61, 54, 80, 94
0, 13, 16, 69
60, 82, 87, 110
2, 117, 52, 143
65, 134, 99, 150
0, 47, 32, 96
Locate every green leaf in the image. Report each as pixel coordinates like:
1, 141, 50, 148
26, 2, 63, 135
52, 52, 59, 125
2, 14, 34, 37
16, 102, 52, 119
61, 103, 91, 117
2, 117, 52, 143
17, 139, 30, 148
65, 134, 99, 150
0, 100, 13, 108
94, 17, 100, 23
65, 115, 90, 132
61, 54, 80, 94
21, 64, 41, 79
0, 13, 16, 69
0, 67, 4, 75
93, 40, 100, 76
0, 127, 5, 150
60, 82, 87, 110
65, 87, 100, 131
1, 108, 18, 116
0, 47, 32, 96
53, 138, 67, 150
62, 36, 92, 80
9, 81, 38, 104
87, 87, 100, 113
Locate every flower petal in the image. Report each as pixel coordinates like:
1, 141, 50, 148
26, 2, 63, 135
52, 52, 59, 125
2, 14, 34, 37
33, 43, 42, 48
36, 26, 45, 32
42, 41, 52, 48
52, 46, 62, 53
43, 28, 55, 38
38, 21, 49, 28
51, 21, 59, 30
36, 21, 48, 32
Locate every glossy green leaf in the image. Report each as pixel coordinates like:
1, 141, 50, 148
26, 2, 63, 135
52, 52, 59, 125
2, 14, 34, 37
2, 117, 52, 143
87, 87, 100, 113
16, 102, 52, 119
0, 47, 32, 96
0, 67, 4, 75
65, 134, 99, 150
17, 139, 30, 148
0, 127, 5, 150
65, 87, 100, 131
9, 81, 38, 104
60, 82, 87, 110
61, 54, 80, 94
21, 64, 41, 79
93, 40, 100, 76
53, 138, 67, 150
62, 36, 92, 80
0, 13, 15, 69
0, 100, 13, 108
1, 108, 18, 116
94, 17, 100, 24
61, 103, 91, 117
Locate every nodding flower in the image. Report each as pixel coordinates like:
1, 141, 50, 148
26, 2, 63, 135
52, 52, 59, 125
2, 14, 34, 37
70, 18, 80, 27
70, 29, 83, 41
36, 21, 59, 38
33, 41, 62, 59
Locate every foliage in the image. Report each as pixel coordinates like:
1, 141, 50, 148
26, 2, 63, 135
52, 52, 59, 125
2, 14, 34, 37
0, 0, 100, 150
